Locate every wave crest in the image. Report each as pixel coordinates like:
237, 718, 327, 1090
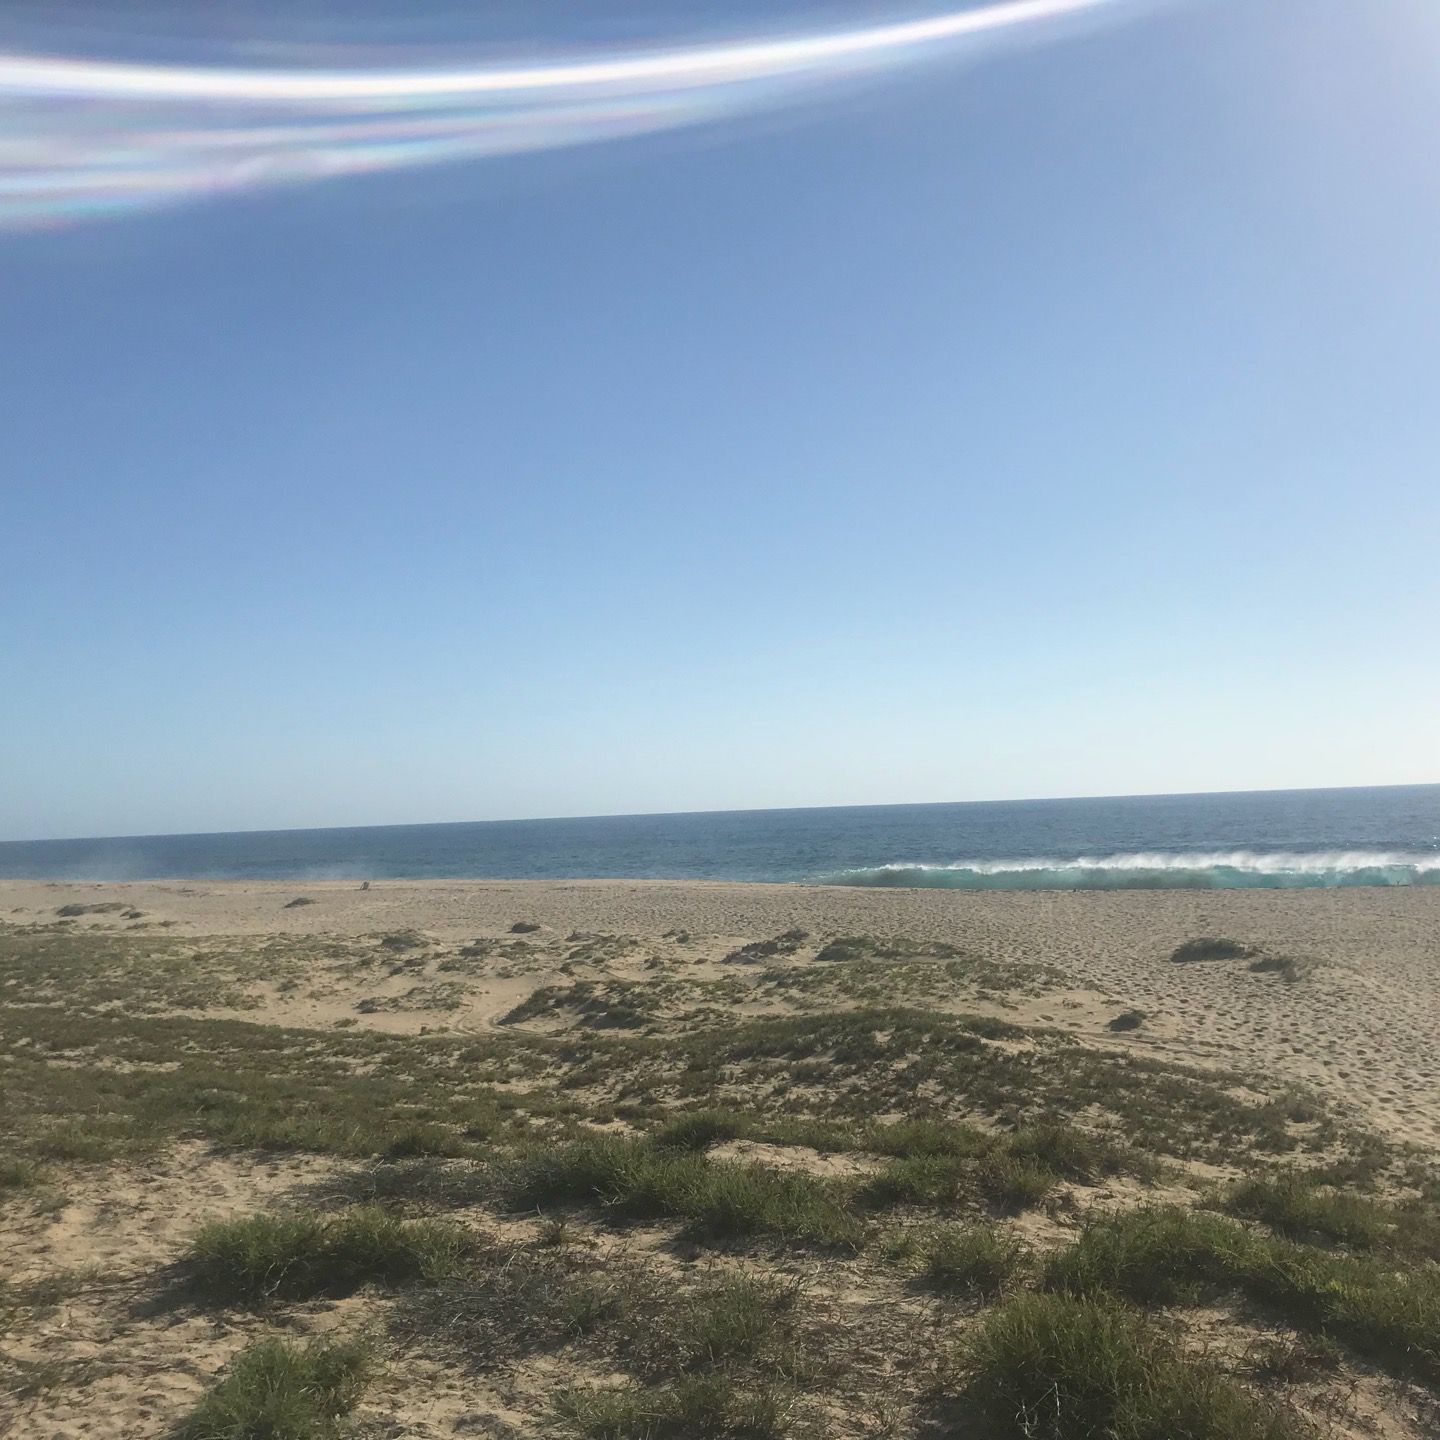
824, 850, 1440, 890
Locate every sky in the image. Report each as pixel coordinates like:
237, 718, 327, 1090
2, 0, 1438, 842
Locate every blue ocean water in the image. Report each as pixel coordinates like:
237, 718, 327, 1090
2, 785, 1438, 890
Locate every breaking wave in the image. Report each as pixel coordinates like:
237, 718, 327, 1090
824, 850, 1440, 890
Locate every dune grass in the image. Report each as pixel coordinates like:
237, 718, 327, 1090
175, 1336, 371, 1440
1170, 937, 1255, 964
950, 1291, 1305, 1440
914, 1224, 1027, 1297
498, 1134, 864, 1248
188, 1207, 476, 1303
554, 1375, 789, 1439
1222, 1171, 1390, 1248
1045, 1206, 1440, 1384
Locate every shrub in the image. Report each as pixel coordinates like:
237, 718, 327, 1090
917, 1225, 1026, 1297
1171, 938, 1253, 964
724, 930, 809, 964
175, 1336, 370, 1440
1046, 1206, 1440, 1383
953, 1292, 1302, 1440
651, 1110, 748, 1152
1108, 1009, 1146, 1032
678, 1274, 792, 1366
1223, 1172, 1388, 1248
868, 1118, 990, 1160
554, 1375, 788, 1439
499, 1135, 862, 1249
858, 1154, 968, 1209
188, 1207, 475, 1302
977, 1154, 1056, 1211
1006, 1124, 1122, 1183
1, 1158, 44, 1191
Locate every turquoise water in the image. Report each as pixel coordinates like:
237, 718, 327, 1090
2, 785, 1437, 890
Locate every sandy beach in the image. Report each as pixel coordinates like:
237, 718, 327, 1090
3, 878, 1438, 1439
4, 877, 1437, 1147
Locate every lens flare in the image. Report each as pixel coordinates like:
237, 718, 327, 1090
0, 1, 1141, 229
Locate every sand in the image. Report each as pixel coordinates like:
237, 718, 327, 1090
3, 877, 1438, 1439
3, 877, 1437, 1148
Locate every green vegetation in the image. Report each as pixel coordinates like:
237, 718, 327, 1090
1222, 1170, 1389, 1247
724, 928, 809, 964
1171, 937, 1255, 963
554, 1375, 789, 1440
1046, 1206, 1440, 1383
499, 1134, 863, 1248
949, 1292, 1304, 1440
175, 1336, 370, 1440
188, 1207, 476, 1302
3, 918, 1431, 1438
914, 1224, 1026, 1297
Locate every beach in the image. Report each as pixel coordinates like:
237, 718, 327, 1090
3, 878, 1438, 1438
4, 877, 1436, 1147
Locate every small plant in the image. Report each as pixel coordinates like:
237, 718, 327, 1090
283, 897, 317, 909
511, 921, 543, 933
916, 1225, 1026, 1297
724, 930, 809, 964
1246, 1333, 1342, 1384
952, 1292, 1302, 1440
678, 1274, 792, 1366
1005, 1123, 1123, 1183
1, 1158, 45, 1191
1223, 1171, 1388, 1248
651, 1109, 747, 1152
175, 1336, 370, 1440
188, 1207, 476, 1303
1108, 1009, 1146, 1032
1170, 937, 1254, 964
976, 1154, 1056, 1211
554, 1375, 788, 1439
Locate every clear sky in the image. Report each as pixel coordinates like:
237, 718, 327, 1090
2, 0, 1438, 842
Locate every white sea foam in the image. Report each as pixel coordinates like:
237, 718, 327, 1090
831, 850, 1440, 889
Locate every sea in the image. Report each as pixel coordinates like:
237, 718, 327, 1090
1, 784, 1438, 890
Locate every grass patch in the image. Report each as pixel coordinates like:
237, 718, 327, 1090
976, 1154, 1057, 1211
814, 935, 965, 964
1223, 1171, 1389, 1248
1171, 937, 1254, 964
724, 930, 809, 964
651, 1109, 749, 1151
1046, 1206, 1440, 1384
676, 1274, 795, 1367
949, 1291, 1304, 1439
915, 1224, 1026, 1297
1, 1157, 46, 1191
188, 1207, 476, 1303
499, 1134, 863, 1248
554, 1375, 788, 1439
175, 1336, 370, 1440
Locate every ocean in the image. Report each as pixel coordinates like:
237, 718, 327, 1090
1, 784, 1438, 890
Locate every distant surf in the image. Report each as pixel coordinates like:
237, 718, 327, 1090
2, 786, 1437, 888
825, 850, 1440, 890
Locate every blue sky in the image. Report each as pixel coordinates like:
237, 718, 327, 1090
3, 0, 1438, 841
